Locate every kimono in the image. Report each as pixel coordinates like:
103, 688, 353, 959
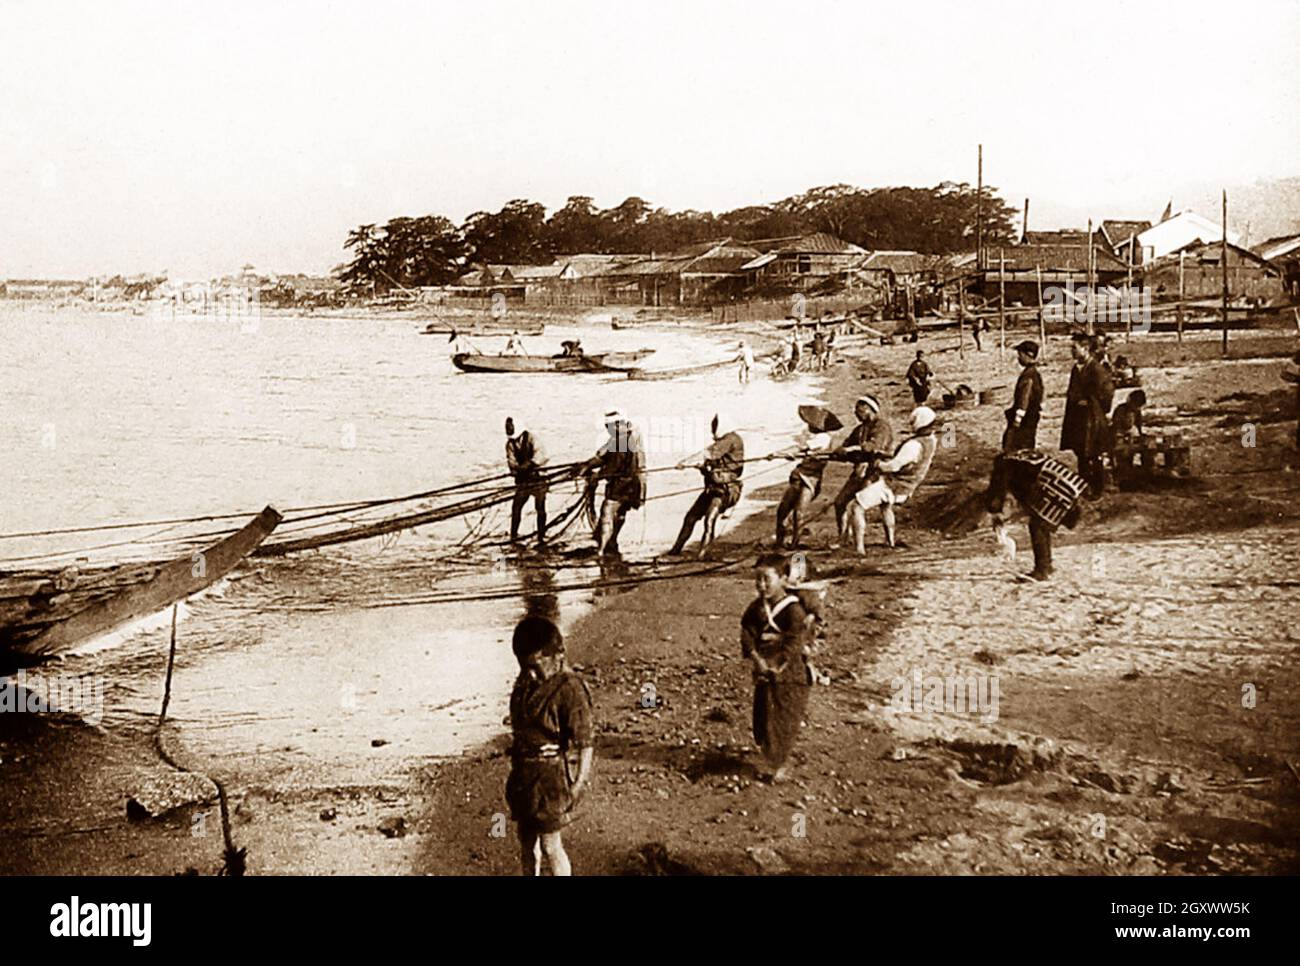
1003, 363, 1043, 451
1060, 359, 1112, 463
595, 420, 647, 508
740, 594, 811, 768
505, 670, 593, 833
702, 430, 745, 511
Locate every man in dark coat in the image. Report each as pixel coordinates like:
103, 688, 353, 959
1060, 335, 1111, 496
1003, 340, 1044, 452
906, 350, 932, 404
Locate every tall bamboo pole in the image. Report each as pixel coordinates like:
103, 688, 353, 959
957, 276, 966, 361
1177, 250, 1185, 344
998, 248, 1006, 363
1086, 219, 1095, 335
1125, 233, 1134, 343
1036, 264, 1046, 358
1221, 189, 1230, 355
976, 145, 984, 272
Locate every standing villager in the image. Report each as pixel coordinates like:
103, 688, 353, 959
506, 417, 548, 546
1060, 335, 1112, 496
847, 406, 940, 553
583, 410, 647, 557
774, 406, 842, 549
737, 340, 754, 385
789, 330, 803, 372
505, 616, 595, 876
1003, 339, 1044, 452
741, 554, 813, 783
811, 326, 828, 371
668, 412, 744, 557
906, 349, 932, 404
987, 450, 1087, 581
504, 330, 526, 355
828, 395, 895, 541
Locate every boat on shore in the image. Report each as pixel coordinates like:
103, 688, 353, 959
0, 506, 281, 662
452, 349, 654, 374
419, 321, 546, 337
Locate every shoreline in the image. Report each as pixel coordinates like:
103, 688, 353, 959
3, 326, 1299, 874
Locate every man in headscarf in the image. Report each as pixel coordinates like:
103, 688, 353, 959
505, 417, 548, 547
668, 411, 744, 557
847, 406, 940, 553
583, 410, 647, 557
1060, 334, 1111, 496
505, 616, 595, 875
828, 395, 895, 544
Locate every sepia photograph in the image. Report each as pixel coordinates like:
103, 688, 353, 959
0, 0, 1296, 940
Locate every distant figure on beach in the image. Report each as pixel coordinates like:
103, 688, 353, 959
736, 340, 754, 384
583, 410, 647, 557
556, 339, 584, 359
775, 405, 841, 549
846, 406, 940, 553
987, 450, 1086, 581
906, 350, 932, 404
828, 395, 895, 544
1003, 340, 1044, 452
504, 330, 526, 355
1060, 334, 1111, 497
788, 331, 803, 372
505, 417, 548, 547
972, 317, 989, 352
668, 411, 744, 557
741, 553, 813, 783
811, 325, 828, 370
505, 616, 594, 876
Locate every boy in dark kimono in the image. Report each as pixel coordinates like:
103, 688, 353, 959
505, 616, 595, 876
740, 554, 812, 783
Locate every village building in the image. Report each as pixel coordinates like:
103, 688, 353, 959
1256, 233, 1300, 300
1140, 240, 1286, 304
738, 232, 866, 292
1132, 209, 1241, 264
1099, 219, 1153, 264
599, 239, 760, 306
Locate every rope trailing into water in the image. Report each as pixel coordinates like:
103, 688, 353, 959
153, 604, 246, 876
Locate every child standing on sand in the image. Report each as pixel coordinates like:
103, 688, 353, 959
505, 616, 595, 876
740, 554, 813, 783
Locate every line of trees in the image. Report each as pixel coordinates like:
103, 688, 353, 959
337, 183, 1018, 294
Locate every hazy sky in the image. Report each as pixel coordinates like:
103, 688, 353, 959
2, 0, 1298, 278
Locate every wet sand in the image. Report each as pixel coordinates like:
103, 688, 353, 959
4, 326, 1299, 874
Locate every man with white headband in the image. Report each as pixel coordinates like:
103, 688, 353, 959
847, 406, 940, 553
582, 410, 647, 557
827, 394, 895, 545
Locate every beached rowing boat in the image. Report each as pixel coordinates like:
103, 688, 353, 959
452, 349, 654, 374
625, 357, 742, 381
1, 506, 281, 661
419, 321, 546, 337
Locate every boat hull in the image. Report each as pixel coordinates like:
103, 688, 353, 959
5, 506, 281, 660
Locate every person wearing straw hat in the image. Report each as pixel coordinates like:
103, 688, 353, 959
1003, 340, 1044, 452
828, 395, 895, 544
847, 406, 940, 553
774, 405, 843, 549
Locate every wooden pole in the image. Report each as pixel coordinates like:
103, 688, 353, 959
1086, 219, 1095, 335
1036, 264, 1046, 358
957, 276, 966, 360
1177, 251, 1185, 344
1125, 233, 1134, 343
1022, 198, 1029, 243
976, 144, 984, 272
998, 248, 1006, 363
1221, 189, 1229, 354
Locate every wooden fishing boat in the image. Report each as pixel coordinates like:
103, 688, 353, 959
625, 356, 741, 381
419, 321, 546, 337
0, 506, 281, 661
452, 349, 654, 374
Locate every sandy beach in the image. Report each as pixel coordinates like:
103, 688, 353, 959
3, 324, 1298, 875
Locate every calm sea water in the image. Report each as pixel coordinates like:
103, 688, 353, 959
0, 302, 816, 783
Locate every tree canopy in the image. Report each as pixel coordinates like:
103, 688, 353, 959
336, 183, 1017, 294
